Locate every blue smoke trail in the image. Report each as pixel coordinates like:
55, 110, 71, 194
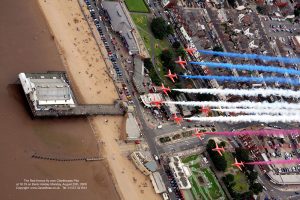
198, 50, 300, 64
190, 61, 300, 75
181, 75, 300, 85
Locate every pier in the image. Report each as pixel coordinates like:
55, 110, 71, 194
31, 101, 125, 117
18, 72, 125, 117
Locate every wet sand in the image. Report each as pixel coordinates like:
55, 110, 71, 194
0, 0, 119, 199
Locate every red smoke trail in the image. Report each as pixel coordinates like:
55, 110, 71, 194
206, 129, 300, 136
224, 144, 296, 151
246, 159, 300, 165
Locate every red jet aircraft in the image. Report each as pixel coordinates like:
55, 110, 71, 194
212, 141, 225, 156
160, 83, 171, 95
200, 106, 210, 116
192, 128, 205, 140
171, 113, 183, 125
165, 69, 178, 83
184, 46, 197, 56
232, 158, 244, 171
150, 97, 164, 109
175, 56, 187, 70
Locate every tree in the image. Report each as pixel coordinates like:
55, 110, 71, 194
248, 171, 258, 184
166, 24, 174, 35
160, 49, 175, 70
227, 0, 236, 8
172, 41, 181, 49
175, 47, 186, 59
220, 141, 226, 147
225, 174, 234, 183
149, 67, 161, 85
207, 140, 227, 171
144, 58, 153, 70
294, 8, 300, 17
213, 46, 224, 52
250, 183, 263, 195
151, 17, 172, 40
235, 148, 254, 171
235, 148, 250, 162
256, 5, 268, 15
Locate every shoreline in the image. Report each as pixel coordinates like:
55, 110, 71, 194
37, 0, 161, 199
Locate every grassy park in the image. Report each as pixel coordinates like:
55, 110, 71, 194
182, 154, 226, 200
124, 0, 149, 13
131, 13, 171, 84
223, 152, 249, 194
130, 13, 169, 57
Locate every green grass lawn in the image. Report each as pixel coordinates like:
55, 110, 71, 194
223, 153, 249, 194
223, 152, 234, 171
182, 155, 199, 163
182, 155, 226, 200
233, 171, 249, 193
203, 168, 223, 199
131, 13, 172, 86
125, 0, 149, 13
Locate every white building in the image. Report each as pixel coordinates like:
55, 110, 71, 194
140, 93, 163, 108
126, 113, 141, 141
131, 151, 158, 176
18, 73, 75, 110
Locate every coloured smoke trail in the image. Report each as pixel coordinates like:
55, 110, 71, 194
172, 88, 300, 98
185, 115, 300, 123
198, 50, 300, 64
190, 61, 300, 76
246, 159, 300, 165
204, 129, 300, 136
164, 100, 300, 109
211, 108, 299, 115
181, 74, 300, 86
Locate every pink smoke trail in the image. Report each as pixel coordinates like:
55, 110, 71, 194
205, 129, 300, 136
246, 159, 300, 165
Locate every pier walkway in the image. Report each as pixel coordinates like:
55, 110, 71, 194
32, 101, 125, 117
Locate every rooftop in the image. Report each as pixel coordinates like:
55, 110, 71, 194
133, 57, 146, 94
102, 1, 138, 54
19, 72, 75, 110
126, 113, 141, 140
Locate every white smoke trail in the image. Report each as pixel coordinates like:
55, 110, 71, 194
172, 88, 300, 98
211, 108, 299, 115
164, 101, 300, 109
185, 115, 300, 123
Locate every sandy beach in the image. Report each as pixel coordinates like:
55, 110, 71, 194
37, 0, 161, 199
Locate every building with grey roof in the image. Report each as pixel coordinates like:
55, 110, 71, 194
132, 56, 146, 94
102, 1, 139, 55
130, 151, 158, 176
149, 172, 166, 193
125, 113, 141, 141
176, 93, 193, 117
19, 72, 75, 111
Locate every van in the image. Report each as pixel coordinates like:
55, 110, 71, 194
162, 193, 169, 200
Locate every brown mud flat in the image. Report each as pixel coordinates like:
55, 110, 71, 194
0, 0, 119, 199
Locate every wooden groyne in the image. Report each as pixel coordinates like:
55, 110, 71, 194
32, 154, 104, 162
